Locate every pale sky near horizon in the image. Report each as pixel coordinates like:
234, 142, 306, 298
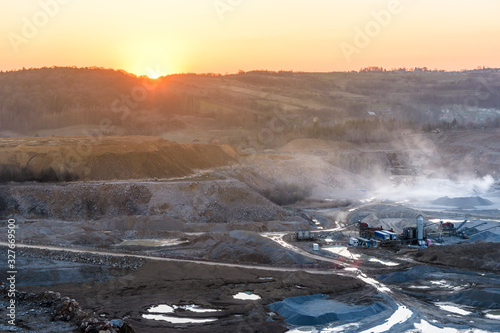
1, 0, 499, 77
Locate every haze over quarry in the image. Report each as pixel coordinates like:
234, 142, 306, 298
1, 0, 500, 76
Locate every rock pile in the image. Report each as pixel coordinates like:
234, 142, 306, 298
431, 196, 493, 209
0, 285, 135, 332
18, 248, 146, 270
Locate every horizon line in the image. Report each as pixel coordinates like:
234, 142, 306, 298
2, 65, 500, 78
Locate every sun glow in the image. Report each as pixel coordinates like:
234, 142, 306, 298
125, 63, 173, 79
125, 64, 172, 79
120, 41, 186, 78
145, 68, 164, 79
2, 1, 500, 73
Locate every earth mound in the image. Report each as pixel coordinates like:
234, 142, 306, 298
377, 265, 442, 284
431, 196, 493, 209
202, 231, 314, 265
0, 136, 238, 181
448, 288, 500, 308
281, 139, 356, 151
415, 242, 500, 271
0, 179, 289, 223
268, 294, 387, 326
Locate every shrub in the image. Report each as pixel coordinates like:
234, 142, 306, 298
0, 165, 79, 183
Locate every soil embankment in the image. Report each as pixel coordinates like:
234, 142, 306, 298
7, 252, 366, 333
415, 242, 500, 271
0, 136, 238, 181
0, 179, 290, 223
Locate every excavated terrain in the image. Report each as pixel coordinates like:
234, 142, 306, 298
1, 130, 499, 332
0, 136, 238, 181
0, 179, 289, 223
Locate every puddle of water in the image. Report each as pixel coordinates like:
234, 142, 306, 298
287, 322, 361, 333
233, 292, 261, 300
147, 304, 220, 314
407, 285, 432, 290
435, 302, 472, 316
177, 305, 221, 313
359, 304, 412, 333
429, 280, 467, 291
113, 238, 188, 247
143, 314, 217, 324
287, 322, 362, 333
413, 319, 492, 332
352, 269, 392, 294
325, 323, 361, 332
485, 310, 500, 320
368, 258, 400, 266
184, 232, 205, 236
322, 246, 361, 260
148, 304, 174, 313
262, 233, 294, 250
286, 328, 320, 333
323, 246, 398, 266
144, 304, 221, 324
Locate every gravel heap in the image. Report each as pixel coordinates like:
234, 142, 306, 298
268, 294, 387, 326
431, 196, 493, 209
0, 285, 135, 332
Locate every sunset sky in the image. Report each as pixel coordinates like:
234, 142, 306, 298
1, 0, 499, 76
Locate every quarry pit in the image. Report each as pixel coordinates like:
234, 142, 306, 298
1, 132, 499, 333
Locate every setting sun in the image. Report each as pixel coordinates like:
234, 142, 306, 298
126, 64, 172, 79
146, 69, 162, 79
1, 0, 500, 73
140, 64, 169, 79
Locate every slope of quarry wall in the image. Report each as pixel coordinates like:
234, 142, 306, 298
0, 179, 288, 223
0, 136, 238, 181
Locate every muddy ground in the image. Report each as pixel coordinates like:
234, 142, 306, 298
0, 132, 499, 332
1, 248, 367, 333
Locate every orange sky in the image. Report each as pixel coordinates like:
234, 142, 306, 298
1, 0, 499, 76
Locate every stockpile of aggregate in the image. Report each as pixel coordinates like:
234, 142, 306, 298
431, 196, 493, 209
268, 294, 386, 326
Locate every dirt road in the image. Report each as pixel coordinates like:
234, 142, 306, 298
0, 241, 341, 275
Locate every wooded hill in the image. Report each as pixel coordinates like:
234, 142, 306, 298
1, 67, 499, 146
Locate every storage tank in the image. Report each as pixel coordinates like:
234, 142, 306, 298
417, 215, 424, 241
